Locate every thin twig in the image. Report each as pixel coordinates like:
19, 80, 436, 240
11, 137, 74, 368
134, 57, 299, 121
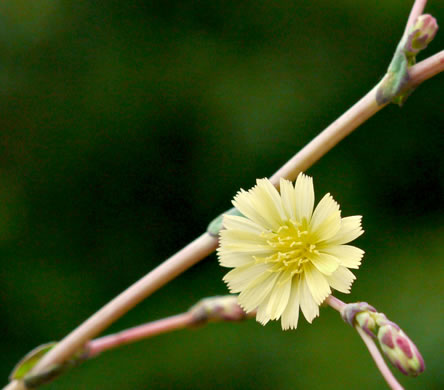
409, 50, 444, 87
31, 233, 218, 374
404, 0, 428, 36
87, 295, 254, 358
325, 295, 346, 312
269, 50, 444, 187
356, 326, 404, 390
2, 382, 25, 390
270, 84, 383, 186
87, 312, 194, 358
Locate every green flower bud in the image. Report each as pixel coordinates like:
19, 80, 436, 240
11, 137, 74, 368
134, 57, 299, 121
341, 302, 376, 326
377, 323, 425, 377
405, 14, 439, 56
355, 311, 377, 334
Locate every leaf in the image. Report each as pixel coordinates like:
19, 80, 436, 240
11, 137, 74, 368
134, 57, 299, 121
9, 342, 57, 381
207, 207, 243, 236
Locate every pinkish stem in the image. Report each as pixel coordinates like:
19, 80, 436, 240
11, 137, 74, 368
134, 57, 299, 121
31, 233, 218, 374
404, 0, 428, 36
410, 50, 444, 86
86, 312, 194, 358
325, 295, 346, 312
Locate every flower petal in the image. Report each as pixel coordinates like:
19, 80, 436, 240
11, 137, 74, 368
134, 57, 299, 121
304, 264, 331, 305
299, 277, 319, 323
325, 266, 356, 293
326, 216, 363, 245
219, 230, 273, 256
237, 272, 280, 312
220, 228, 268, 249
217, 251, 255, 268
281, 277, 301, 330
266, 272, 292, 320
310, 252, 340, 275
233, 179, 286, 230
256, 300, 272, 325
280, 178, 297, 221
232, 193, 266, 228
309, 193, 341, 241
294, 173, 315, 223
223, 263, 269, 292
257, 178, 287, 216
223, 214, 265, 234
321, 245, 364, 269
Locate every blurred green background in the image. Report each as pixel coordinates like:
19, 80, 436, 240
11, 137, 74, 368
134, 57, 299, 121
1, 1, 443, 389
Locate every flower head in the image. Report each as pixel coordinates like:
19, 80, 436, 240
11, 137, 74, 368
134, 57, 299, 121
218, 173, 364, 330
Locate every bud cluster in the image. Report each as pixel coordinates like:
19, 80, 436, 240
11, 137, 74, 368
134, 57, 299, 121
341, 302, 425, 377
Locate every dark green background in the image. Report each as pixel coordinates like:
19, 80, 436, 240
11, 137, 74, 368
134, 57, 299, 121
1, 1, 443, 389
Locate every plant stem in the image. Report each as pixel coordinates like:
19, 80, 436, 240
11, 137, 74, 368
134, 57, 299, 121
325, 295, 346, 312
3, 382, 26, 390
356, 326, 404, 390
410, 50, 444, 87
404, 0, 428, 36
269, 48, 444, 187
87, 312, 194, 358
31, 233, 218, 374
270, 83, 384, 186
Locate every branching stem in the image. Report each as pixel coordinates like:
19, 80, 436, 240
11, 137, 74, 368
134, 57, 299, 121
325, 295, 346, 312
31, 233, 218, 375
87, 312, 195, 358
410, 50, 444, 86
270, 84, 383, 186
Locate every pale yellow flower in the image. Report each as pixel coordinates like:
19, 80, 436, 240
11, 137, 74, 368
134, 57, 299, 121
218, 173, 364, 330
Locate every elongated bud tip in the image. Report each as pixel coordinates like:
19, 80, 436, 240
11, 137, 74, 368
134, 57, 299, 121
405, 14, 439, 55
378, 324, 425, 376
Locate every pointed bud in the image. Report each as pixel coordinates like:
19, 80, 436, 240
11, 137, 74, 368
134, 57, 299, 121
377, 323, 425, 376
405, 14, 439, 56
190, 295, 249, 325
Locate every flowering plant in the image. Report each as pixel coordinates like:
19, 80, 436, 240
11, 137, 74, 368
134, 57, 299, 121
219, 174, 364, 329
3, 1, 442, 390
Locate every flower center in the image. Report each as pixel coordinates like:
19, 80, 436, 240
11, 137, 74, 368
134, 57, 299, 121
256, 219, 318, 276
